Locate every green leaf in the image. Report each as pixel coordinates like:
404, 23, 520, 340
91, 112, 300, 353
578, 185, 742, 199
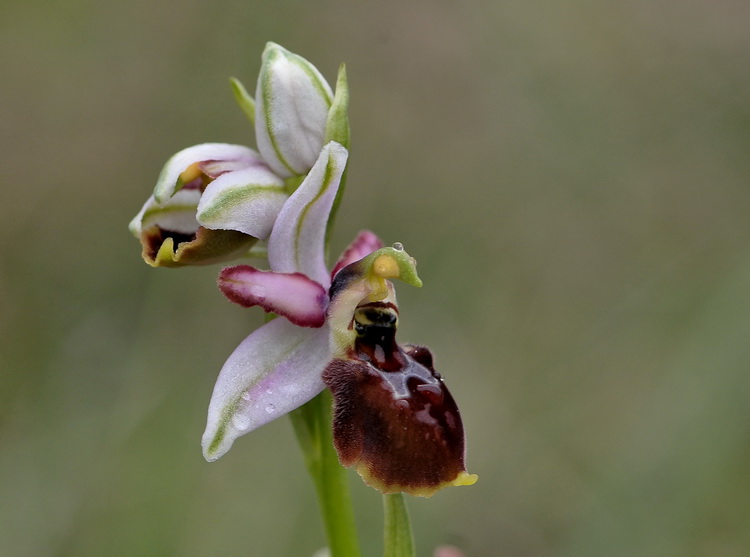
230, 77, 255, 125
324, 64, 350, 149
324, 64, 351, 246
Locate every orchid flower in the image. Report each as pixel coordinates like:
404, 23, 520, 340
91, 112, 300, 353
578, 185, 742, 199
129, 42, 349, 267
128, 144, 286, 266
130, 41, 476, 557
203, 142, 476, 497
323, 261, 478, 497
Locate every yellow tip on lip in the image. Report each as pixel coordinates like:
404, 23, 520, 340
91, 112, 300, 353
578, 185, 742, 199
452, 472, 479, 487
372, 254, 400, 279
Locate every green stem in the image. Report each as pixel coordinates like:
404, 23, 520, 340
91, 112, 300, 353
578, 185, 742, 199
383, 493, 416, 557
290, 391, 362, 557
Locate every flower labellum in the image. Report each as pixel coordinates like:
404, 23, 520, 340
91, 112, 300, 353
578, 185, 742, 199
323, 247, 477, 497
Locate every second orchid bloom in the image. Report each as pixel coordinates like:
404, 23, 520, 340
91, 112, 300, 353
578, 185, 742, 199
129, 42, 349, 268
129, 43, 475, 497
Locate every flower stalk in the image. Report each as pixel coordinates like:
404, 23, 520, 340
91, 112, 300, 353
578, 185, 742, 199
383, 493, 416, 557
290, 391, 362, 557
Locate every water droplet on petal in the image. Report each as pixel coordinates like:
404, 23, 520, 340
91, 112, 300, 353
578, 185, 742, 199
232, 413, 252, 431
265, 403, 276, 414
241, 391, 252, 401
392, 242, 404, 251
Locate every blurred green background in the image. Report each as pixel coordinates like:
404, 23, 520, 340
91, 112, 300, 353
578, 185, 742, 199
2, 0, 749, 555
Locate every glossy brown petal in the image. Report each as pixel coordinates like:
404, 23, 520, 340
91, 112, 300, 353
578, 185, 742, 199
322, 310, 476, 497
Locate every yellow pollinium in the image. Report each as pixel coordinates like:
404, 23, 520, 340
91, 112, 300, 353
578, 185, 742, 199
363, 254, 401, 302
179, 162, 203, 184
373, 254, 401, 279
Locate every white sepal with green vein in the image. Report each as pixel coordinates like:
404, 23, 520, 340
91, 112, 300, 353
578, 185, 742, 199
255, 42, 335, 178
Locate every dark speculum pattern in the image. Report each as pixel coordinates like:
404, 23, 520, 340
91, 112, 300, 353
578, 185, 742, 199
323, 302, 468, 496
328, 261, 363, 300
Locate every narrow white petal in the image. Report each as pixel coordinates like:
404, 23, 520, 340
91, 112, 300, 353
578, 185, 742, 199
268, 142, 348, 287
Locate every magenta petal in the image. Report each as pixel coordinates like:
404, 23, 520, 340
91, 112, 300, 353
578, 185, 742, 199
219, 265, 328, 327
331, 230, 384, 279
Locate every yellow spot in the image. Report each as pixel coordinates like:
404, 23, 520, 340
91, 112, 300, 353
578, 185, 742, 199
354, 465, 479, 498
372, 254, 400, 279
179, 162, 202, 184
452, 472, 478, 487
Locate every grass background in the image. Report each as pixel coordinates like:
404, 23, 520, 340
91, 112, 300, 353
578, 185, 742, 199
2, 0, 749, 555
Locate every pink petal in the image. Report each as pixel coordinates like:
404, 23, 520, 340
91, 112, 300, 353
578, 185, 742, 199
199, 158, 268, 179
330, 230, 384, 279
218, 265, 327, 327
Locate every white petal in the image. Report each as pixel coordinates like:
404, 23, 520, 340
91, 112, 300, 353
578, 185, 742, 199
255, 43, 333, 177
129, 189, 201, 236
268, 142, 348, 287
202, 319, 330, 461
197, 166, 288, 239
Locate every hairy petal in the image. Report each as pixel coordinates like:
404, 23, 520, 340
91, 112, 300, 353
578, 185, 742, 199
323, 344, 477, 498
218, 266, 327, 327
153, 143, 262, 203
202, 319, 330, 461
197, 166, 287, 239
268, 141, 348, 287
